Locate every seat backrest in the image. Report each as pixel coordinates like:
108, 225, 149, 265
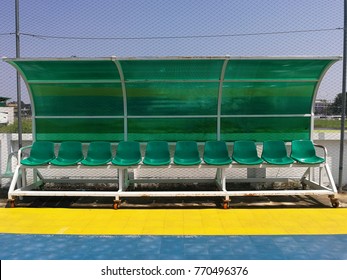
145, 141, 170, 160
30, 141, 55, 160
116, 141, 141, 159
204, 141, 229, 159
174, 141, 200, 158
232, 141, 258, 159
58, 141, 83, 160
291, 140, 316, 158
86, 142, 112, 160
262, 140, 288, 159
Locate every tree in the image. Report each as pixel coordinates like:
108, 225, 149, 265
327, 92, 347, 116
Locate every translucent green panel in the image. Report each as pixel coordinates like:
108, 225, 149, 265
126, 82, 219, 116
121, 60, 224, 80
13, 60, 119, 81
5, 57, 338, 144
127, 118, 217, 141
220, 117, 311, 142
221, 82, 315, 115
224, 59, 331, 80
35, 118, 123, 142
30, 83, 123, 116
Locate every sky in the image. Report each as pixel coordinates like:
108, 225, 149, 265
0, 0, 344, 102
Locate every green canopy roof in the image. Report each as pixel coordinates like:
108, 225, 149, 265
4, 56, 340, 142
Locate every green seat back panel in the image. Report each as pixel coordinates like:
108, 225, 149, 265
81, 141, 113, 166
174, 141, 201, 165
261, 140, 294, 165
112, 141, 142, 166
291, 140, 325, 164
143, 141, 171, 166
51, 141, 84, 166
232, 141, 263, 165
203, 141, 232, 165
6, 57, 339, 143
21, 141, 55, 166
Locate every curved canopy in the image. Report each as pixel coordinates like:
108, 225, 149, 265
5, 56, 340, 142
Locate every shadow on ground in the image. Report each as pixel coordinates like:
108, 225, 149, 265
2, 182, 347, 209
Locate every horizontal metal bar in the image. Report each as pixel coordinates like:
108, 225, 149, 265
3, 55, 342, 62
223, 79, 319, 83
28, 79, 121, 84
127, 115, 217, 119
116, 191, 227, 197
124, 79, 220, 83
9, 190, 118, 197
117, 189, 335, 197
9, 188, 335, 199
112, 55, 341, 61
225, 189, 335, 196
20, 162, 324, 171
221, 114, 312, 118
3, 57, 116, 62
128, 178, 215, 184
122, 79, 318, 83
134, 162, 325, 169
35, 115, 123, 119
33, 114, 311, 119
124, 56, 341, 61
126, 114, 311, 119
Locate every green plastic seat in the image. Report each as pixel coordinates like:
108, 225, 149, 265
51, 141, 84, 166
232, 140, 263, 165
112, 141, 142, 166
291, 140, 325, 164
261, 140, 294, 165
21, 141, 55, 166
81, 141, 112, 166
143, 141, 171, 166
174, 141, 201, 165
203, 141, 232, 165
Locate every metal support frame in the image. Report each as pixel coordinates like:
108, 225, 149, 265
15, 0, 22, 148
7, 144, 338, 208
338, 0, 347, 192
4, 56, 342, 208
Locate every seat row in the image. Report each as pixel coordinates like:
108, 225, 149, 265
20, 139, 325, 167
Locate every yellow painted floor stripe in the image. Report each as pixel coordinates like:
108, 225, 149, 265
1, 208, 347, 235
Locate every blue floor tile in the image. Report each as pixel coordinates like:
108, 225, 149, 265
1, 233, 347, 260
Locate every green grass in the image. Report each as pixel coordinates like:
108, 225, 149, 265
314, 119, 347, 130
0, 118, 32, 133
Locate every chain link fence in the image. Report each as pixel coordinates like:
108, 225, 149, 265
0, 0, 345, 187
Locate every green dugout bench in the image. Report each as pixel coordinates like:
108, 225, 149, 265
4, 56, 341, 208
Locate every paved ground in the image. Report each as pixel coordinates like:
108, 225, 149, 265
1, 184, 347, 260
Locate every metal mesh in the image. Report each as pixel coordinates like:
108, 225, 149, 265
0, 0, 345, 185
1, 1, 343, 103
